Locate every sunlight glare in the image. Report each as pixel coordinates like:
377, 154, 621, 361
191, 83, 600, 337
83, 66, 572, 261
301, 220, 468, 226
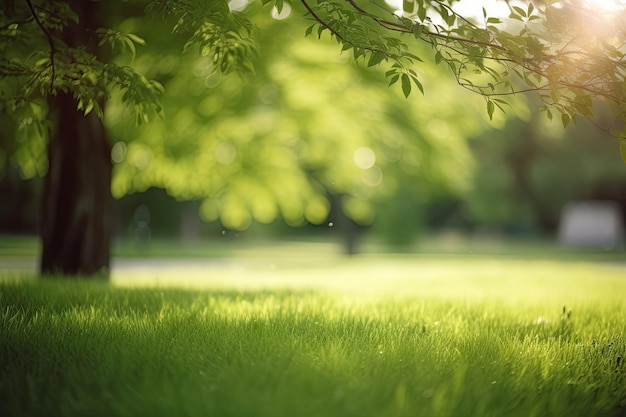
580, 0, 626, 12
272, 3, 292, 20
385, 0, 519, 21
228, 0, 248, 12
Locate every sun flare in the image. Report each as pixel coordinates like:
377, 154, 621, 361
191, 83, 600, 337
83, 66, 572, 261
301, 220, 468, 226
580, 0, 626, 12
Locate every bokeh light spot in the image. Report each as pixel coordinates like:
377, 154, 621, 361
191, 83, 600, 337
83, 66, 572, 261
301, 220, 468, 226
228, 0, 249, 12
130, 146, 152, 171
216, 142, 237, 165
272, 3, 292, 20
111, 141, 127, 163
354, 147, 376, 169
361, 166, 383, 187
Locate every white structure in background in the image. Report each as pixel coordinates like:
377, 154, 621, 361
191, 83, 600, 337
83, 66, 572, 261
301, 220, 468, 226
558, 201, 625, 250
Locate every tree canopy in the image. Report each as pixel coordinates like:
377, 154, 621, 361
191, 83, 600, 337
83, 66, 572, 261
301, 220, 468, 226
2, 1, 625, 150
105, 5, 496, 231
291, 0, 626, 157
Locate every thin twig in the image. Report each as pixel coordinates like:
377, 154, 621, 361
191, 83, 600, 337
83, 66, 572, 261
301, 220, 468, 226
300, 0, 622, 106
0, 17, 34, 31
25, 0, 56, 92
300, 0, 345, 41
346, 0, 410, 32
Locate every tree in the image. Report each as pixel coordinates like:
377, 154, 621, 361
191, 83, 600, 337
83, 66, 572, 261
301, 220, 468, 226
464, 108, 626, 234
1, 0, 251, 275
295, 0, 626, 152
1, 0, 624, 276
105, 6, 488, 252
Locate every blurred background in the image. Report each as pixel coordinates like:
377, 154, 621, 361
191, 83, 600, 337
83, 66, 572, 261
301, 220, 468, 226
1, 1, 625, 258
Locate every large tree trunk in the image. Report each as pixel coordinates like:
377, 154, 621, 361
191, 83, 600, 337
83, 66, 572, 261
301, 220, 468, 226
39, 0, 113, 276
40, 93, 113, 276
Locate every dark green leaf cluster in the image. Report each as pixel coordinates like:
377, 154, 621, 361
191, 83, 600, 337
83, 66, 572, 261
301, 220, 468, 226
2, 0, 626, 160
298, 0, 426, 98
182, 18, 257, 75
296, 0, 626, 160
0, 1, 165, 124
149, 0, 258, 75
97, 29, 146, 61
1, 0, 259, 126
105, 64, 165, 124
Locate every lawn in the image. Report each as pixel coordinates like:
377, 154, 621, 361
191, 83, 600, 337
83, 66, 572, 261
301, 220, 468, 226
1, 243, 625, 417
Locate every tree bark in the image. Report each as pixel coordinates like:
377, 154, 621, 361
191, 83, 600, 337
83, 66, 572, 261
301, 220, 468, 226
39, 0, 114, 277
40, 93, 112, 276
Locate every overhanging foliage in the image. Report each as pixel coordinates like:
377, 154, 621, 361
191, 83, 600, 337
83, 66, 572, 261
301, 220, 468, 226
2, 0, 625, 159
277, 0, 626, 159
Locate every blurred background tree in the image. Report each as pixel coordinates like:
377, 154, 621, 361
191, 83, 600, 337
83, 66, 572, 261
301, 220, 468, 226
463, 106, 626, 236
106, 2, 494, 253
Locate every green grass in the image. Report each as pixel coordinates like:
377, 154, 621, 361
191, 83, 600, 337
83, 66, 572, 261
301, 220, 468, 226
1, 255, 626, 417
1, 232, 625, 261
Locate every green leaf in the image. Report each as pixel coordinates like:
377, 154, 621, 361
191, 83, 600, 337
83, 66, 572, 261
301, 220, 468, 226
34, 58, 50, 68
434, 51, 443, 64
317, 25, 325, 39
492, 100, 508, 114
561, 113, 570, 128
417, 5, 426, 21
412, 23, 424, 39
84, 100, 94, 116
401, 73, 411, 98
492, 98, 510, 107
620, 138, 626, 162
486, 99, 495, 121
93, 102, 104, 119
411, 75, 424, 95
403, 0, 414, 13
404, 52, 424, 63
367, 52, 385, 67
274, 0, 284, 14
126, 33, 146, 45
512, 6, 526, 17
123, 37, 137, 59
446, 13, 456, 27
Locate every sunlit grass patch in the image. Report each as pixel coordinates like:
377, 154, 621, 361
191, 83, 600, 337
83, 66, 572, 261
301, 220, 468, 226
1, 258, 626, 417
112, 255, 626, 306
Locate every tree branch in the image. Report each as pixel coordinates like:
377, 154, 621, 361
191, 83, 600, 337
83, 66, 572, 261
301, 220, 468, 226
299, 0, 624, 126
0, 16, 34, 31
346, 0, 410, 32
25, 0, 56, 92
300, 0, 345, 41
